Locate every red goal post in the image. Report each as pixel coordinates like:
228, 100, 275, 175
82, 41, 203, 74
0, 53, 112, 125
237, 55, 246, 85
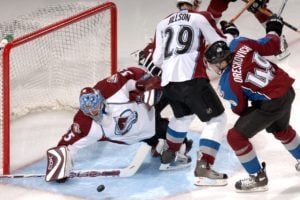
1, 1, 117, 174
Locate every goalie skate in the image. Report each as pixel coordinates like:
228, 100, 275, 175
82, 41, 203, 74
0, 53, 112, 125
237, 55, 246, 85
194, 159, 228, 186
235, 162, 268, 193
275, 35, 290, 60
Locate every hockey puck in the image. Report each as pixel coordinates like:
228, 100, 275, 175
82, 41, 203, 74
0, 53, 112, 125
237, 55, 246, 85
97, 184, 105, 192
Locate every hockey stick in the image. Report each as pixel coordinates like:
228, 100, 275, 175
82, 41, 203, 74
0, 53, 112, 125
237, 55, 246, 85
0, 170, 121, 179
242, 0, 300, 33
277, 0, 288, 17
0, 143, 151, 179
230, 0, 256, 22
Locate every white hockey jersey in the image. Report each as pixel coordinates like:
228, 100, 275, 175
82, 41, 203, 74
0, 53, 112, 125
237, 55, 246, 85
57, 67, 156, 155
152, 10, 227, 86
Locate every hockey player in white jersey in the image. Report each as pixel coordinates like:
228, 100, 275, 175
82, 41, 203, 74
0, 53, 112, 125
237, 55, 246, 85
45, 67, 193, 182
151, 0, 230, 186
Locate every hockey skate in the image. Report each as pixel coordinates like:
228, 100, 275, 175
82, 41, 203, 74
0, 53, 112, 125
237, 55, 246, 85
159, 140, 193, 171
194, 159, 228, 186
275, 35, 290, 60
235, 162, 268, 193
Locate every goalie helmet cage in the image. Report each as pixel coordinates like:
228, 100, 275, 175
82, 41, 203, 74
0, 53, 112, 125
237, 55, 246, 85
1, 1, 117, 174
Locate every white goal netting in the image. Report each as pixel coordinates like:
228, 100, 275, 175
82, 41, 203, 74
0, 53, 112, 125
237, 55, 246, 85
0, 0, 116, 174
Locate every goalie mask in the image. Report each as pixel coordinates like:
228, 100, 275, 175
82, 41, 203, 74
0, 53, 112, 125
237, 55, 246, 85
79, 87, 105, 122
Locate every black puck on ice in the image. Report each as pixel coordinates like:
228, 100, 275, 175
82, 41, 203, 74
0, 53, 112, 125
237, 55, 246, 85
97, 184, 105, 192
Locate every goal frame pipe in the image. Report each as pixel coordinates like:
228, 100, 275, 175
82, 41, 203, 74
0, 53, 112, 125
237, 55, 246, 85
1, 1, 117, 174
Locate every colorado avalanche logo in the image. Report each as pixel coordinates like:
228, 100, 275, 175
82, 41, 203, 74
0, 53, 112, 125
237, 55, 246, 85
114, 109, 138, 136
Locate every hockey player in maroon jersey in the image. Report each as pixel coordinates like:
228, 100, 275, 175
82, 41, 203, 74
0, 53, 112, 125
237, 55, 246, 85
204, 16, 300, 192
207, 0, 270, 24
206, 0, 289, 60
45, 67, 193, 183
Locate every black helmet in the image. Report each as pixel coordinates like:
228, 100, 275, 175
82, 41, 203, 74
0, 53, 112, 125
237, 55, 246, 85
204, 41, 231, 64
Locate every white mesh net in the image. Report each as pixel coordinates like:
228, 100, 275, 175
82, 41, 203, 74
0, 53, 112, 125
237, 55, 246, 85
0, 0, 116, 173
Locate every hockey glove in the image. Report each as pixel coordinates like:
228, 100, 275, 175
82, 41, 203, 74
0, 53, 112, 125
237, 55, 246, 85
266, 15, 283, 36
138, 42, 154, 66
136, 75, 161, 91
247, 0, 269, 13
132, 41, 162, 77
220, 20, 239, 37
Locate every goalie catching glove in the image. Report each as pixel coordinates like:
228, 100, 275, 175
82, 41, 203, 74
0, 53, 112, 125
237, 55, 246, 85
46, 146, 73, 182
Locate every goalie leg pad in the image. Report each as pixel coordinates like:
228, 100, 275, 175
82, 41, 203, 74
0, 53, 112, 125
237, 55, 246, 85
46, 146, 73, 182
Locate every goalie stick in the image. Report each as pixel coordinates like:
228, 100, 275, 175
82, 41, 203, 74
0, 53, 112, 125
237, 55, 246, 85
0, 143, 151, 179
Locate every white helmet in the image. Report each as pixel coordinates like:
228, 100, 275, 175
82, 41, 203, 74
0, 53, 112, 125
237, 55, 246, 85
176, 0, 201, 9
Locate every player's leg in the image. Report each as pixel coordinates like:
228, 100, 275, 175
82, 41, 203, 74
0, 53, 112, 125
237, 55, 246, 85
207, 0, 233, 22
227, 92, 295, 192
272, 126, 300, 171
227, 127, 268, 192
143, 103, 193, 170
187, 79, 228, 186
228, 106, 278, 192
157, 82, 195, 169
267, 88, 300, 171
159, 115, 194, 170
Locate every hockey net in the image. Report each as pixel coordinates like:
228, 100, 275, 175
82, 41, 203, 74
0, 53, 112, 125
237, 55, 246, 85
0, 1, 117, 174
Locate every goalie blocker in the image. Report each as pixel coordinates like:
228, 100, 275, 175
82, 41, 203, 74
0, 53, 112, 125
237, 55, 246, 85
46, 146, 73, 182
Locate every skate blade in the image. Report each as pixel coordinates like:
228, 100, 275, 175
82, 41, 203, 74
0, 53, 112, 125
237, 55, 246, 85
159, 162, 191, 171
235, 185, 268, 193
194, 177, 228, 186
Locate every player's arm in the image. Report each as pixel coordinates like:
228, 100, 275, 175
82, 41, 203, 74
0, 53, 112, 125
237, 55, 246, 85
198, 11, 228, 44
119, 67, 161, 93
108, 67, 160, 105
94, 67, 146, 100
46, 111, 104, 182
231, 15, 283, 56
